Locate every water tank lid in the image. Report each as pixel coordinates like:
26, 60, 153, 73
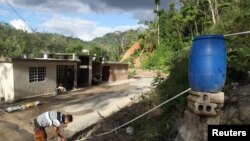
193, 34, 224, 41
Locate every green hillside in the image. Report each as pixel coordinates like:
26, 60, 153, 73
0, 23, 142, 61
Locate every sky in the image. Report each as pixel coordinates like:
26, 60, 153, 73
0, 0, 177, 41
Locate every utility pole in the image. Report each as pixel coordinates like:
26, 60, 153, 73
121, 36, 124, 53
155, 0, 160, 45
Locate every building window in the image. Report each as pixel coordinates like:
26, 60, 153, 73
29, 67, 46, 82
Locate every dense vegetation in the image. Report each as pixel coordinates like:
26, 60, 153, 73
141, 0, 250, 84
0, 23, 84, 58
91, 30, 142, 61
0, 23, 141, 61
131, 0, 250, 140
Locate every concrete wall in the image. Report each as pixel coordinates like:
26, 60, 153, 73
103, 63, 128, 82
0, 63, 14, 101
13, 61, 77, 99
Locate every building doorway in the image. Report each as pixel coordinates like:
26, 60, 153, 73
56, 65, 75, 90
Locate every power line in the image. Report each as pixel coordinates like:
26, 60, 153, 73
224, 30, 250, 37
4, 0, 35, 32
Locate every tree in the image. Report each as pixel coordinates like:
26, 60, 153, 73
208, 0, 219, 24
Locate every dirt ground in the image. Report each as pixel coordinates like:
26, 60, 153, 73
0, 69, 159, 141
71, 76, 250, 141
69, 69, 167, 141
70, 101, 154, 141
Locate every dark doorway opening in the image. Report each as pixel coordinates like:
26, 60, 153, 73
78, 56, 90, 87
102, 66, 110, 81
56, 65, 75, 90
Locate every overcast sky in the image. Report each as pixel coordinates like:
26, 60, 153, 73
0, 0, 178, 41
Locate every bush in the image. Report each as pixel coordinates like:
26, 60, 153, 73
133, 50, 190, 141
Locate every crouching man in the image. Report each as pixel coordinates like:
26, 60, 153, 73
33, 110, 73, 141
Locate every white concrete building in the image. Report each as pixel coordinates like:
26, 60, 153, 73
0, 57, 78, 101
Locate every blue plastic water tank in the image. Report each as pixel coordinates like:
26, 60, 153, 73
189, 34, 227, 92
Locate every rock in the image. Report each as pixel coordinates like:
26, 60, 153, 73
238, 107, 250, 123
126, 126, 134, 135
176, 110, 220, 141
